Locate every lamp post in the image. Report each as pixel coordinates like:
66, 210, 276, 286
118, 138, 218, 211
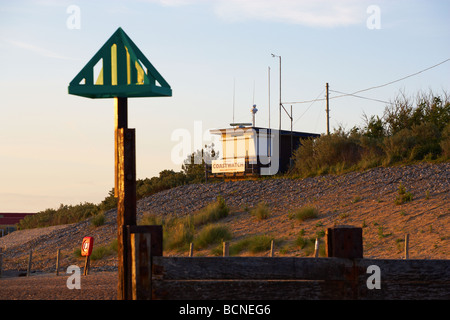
271, 53, 281, 131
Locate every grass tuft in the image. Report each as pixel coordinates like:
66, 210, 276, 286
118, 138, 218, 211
292, 206, 319, 222
249, 202, 271, 220
195, 224, 232, 249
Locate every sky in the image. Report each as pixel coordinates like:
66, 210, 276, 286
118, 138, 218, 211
0, 0, 449, 212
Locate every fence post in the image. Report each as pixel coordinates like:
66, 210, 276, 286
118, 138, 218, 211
270, 240, 274, 257
314, 238, 319, 257
189, 243, 194, 257
55, 249, 61, 276
223, 242, 229, 257
404, 234, 410, 259
27, 250, 32, 276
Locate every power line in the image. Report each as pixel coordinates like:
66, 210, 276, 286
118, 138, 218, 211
329, 89, 390, 104
293, 88, 325, 125
350, 57, 450, 95
284, 57, 450, 105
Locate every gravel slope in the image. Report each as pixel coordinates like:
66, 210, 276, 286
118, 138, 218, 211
1, 162, 448, 274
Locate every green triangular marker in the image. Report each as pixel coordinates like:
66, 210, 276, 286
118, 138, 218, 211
68, 27, 172, 99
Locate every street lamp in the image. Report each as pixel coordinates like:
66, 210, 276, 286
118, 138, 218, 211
271, 53, 281, 131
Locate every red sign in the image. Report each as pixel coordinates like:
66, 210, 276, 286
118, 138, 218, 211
81, 237, 94, 257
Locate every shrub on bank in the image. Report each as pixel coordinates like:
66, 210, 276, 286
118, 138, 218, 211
291, 91, 450, 177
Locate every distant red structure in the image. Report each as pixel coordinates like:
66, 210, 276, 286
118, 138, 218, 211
0, 213, 36, 236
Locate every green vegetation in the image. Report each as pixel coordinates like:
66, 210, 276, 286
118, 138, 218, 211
291, 91, 450, 177
140, 197, 231, 252
291, 205, 319, 222
90, 212, 105, 227
230, 235, 274, 255
194, 224, 232, 250
352, 196, 362, 203
249, 202, 271, 220
191, 196, 229, 226
73, 239, 118, 261
377, 225, 392, 239
395, 183, 414, 205
90, 240, 118, 260
18, 202, 103, 230
164, 218, 195, 251
295, 235, 312, 249
294, 233, 325, 256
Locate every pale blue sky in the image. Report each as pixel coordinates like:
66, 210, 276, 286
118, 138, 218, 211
1, 0, 449, 212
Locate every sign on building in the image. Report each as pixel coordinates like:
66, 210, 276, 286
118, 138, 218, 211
212, 159, 245, 173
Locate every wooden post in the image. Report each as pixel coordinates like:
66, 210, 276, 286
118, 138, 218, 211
83, 256, 90, 276
223, 242, 229, 257
189, 243, 194, 257
114, 97, 128, 198
115, 97, 138, 300
131, 233, 152, 300
314, 238, 319, 257
270, 240, 274, 257
55, 249, 61, 276
326, 226, 363, 259
27, 250, 32, 276
404, 234, 410, 259
129, 225, 162, 300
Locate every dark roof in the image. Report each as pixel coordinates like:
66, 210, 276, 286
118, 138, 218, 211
255, 127, 321, 138
210, 126, 320, 138
0, 213, 35, 226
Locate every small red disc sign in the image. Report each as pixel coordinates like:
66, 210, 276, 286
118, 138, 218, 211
81, 237, 94, 257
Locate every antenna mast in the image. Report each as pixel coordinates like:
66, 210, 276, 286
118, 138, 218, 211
233, 78, 236, 124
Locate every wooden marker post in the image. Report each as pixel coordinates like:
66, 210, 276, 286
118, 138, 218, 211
68, 27, 172, 300
115, 97, 137, 300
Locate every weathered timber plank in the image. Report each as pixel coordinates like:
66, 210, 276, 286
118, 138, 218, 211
355, 259, 450, 282
152, 257, 353, 281
152, 280, 354, 300
152, 279, 450, 300
151, 257, 450, 300
153, 257, 450, 282
357, 281, 450, 300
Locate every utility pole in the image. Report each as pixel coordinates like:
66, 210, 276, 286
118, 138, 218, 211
279, 56, 281, 131
290, 104, 293, 167
268, 66, 270, 129
326, 82, 330, 135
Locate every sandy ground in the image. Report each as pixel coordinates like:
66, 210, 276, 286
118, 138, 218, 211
0, 271, 117, 300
